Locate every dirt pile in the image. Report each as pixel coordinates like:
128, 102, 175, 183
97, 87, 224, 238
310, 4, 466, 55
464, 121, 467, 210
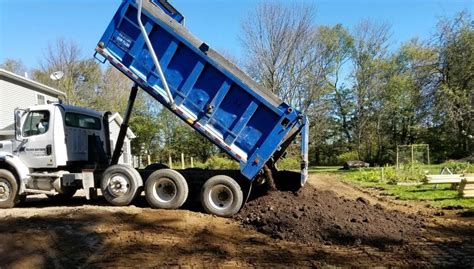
235, 185, 425, 248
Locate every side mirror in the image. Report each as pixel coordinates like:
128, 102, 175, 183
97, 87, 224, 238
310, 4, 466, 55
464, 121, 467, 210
14, 109, 24, 141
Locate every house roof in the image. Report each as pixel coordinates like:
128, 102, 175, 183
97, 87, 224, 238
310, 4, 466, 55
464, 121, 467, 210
0, 68, 66, 98
0, 123, 14, 136
109, 112, 137, 139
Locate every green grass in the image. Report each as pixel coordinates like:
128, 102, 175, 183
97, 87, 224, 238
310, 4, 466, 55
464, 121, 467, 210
250, 160, 474, 210
340, 167, 474, 211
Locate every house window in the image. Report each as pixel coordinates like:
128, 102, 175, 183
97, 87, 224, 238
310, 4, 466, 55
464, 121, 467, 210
37, 94, 45, 105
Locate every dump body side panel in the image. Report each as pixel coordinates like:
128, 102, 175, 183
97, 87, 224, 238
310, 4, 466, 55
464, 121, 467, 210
97, 0, 306, 180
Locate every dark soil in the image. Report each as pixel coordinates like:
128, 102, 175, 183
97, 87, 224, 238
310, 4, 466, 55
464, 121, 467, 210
235, 185, 425, 249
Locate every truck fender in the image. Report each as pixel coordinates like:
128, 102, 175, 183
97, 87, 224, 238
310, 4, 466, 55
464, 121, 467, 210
0, 153, 29, 194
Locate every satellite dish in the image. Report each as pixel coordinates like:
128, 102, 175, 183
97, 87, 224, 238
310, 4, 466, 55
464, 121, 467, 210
50, 71, 64, 81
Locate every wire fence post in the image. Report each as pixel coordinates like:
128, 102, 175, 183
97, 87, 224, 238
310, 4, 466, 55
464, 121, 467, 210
181, 153, 185, 169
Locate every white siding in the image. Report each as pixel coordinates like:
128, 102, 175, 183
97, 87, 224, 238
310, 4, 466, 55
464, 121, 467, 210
0, 77, 59, 131
109, 120, 133, 165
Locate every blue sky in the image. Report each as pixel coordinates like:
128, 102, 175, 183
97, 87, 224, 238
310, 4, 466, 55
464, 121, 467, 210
0, 0, 472, 70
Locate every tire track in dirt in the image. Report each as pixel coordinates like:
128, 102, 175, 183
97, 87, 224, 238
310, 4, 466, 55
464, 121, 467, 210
0, 174, 473, 267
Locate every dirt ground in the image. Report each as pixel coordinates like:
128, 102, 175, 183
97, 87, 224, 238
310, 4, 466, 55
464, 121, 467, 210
0, 173, 473, 268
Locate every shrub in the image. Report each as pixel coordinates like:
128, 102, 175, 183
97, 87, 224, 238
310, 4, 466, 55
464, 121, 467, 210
358, 169, 382, 183
337, 151, 360, 164
382, 166, 398, 184
441, 160, 474, 174
347, 165, 427, 185
276, 158, 300, 170
199, 155, 239, 170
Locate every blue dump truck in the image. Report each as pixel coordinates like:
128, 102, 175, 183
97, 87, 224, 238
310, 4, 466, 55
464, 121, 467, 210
95, 0, 309, 216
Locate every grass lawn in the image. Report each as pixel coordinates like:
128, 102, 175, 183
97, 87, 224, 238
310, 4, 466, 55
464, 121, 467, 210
339, 168, 474, 211
297, 164, 474, 211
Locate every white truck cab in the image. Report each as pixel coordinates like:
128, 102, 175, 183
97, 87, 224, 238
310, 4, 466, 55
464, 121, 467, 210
13, 104, 108, 168
0, 103, 143, 208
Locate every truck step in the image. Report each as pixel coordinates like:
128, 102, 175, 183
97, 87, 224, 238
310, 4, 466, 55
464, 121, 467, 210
24, 188, 57, 195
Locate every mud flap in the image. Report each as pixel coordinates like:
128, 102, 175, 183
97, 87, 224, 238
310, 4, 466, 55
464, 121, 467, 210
300, 116, 309, 187
82, 170, 96, 200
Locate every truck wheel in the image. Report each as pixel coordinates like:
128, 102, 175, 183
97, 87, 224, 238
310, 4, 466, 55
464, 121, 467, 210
101, 165, 142, 206
200, 175, 243, 217
0, 169, 18, 208
145, 169, 188, 209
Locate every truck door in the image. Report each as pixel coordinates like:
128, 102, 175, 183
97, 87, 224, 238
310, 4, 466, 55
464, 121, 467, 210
18, 109, 55, 168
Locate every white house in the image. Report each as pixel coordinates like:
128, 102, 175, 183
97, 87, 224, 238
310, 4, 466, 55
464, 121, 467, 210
0, 68, 136, 166
0, 68, 66, 140
108, 112, 136, 165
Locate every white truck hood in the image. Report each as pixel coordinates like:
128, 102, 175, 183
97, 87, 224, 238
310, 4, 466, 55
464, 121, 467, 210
0, 140, 14, 155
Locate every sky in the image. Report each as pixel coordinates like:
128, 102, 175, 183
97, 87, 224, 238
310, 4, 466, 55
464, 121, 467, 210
0, 0, 472, 71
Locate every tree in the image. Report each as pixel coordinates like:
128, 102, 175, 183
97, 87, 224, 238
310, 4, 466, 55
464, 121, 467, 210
0, 59, 27, 76
433, 12, 474, 158
323, 24, 354, 145
240, 2, 352, 164
129, 102, 160, 160
32, 38, 102, 105
151, 109, 217, 163
240, 1, 314, 109
305, 24, 355, 164
350, 20, 391, 161
89, 66, 134, 114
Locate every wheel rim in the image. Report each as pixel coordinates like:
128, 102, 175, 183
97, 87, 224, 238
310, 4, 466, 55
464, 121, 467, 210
107, 173, 131, 197
0, 178, 12, 202
152, 178, 177, 203
208, 184, 233, 210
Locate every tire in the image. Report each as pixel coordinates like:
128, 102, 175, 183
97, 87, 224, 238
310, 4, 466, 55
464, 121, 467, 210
145, 169, 188, 209
0, 169, 18, 208
101, 164, 143, 206
46, 188, 77, 201
200, 175, 243, 217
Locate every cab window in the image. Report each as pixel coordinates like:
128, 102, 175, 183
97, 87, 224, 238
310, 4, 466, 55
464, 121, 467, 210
22, 111, 50, 137
65, 112, 101, 130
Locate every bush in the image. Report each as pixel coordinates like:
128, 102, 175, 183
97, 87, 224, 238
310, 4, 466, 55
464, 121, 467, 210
337, 151, 359, 164
347, 165, 427, 185
389, 161, 429, 183
198, 155, 239, 170
441, 160, 474, 174
382, 166, 398, 184
356, 169, 382, 183
276, 158, 300, 170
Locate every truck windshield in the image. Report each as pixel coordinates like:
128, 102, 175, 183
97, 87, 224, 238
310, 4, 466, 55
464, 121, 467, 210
22, 111, 50, 137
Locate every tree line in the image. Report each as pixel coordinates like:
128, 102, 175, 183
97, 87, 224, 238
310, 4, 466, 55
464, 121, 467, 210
1, 3, 472, 166
241, 3, 473, 165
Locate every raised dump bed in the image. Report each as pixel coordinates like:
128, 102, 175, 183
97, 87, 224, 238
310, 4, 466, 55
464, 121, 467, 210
95, 0, 308, 186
